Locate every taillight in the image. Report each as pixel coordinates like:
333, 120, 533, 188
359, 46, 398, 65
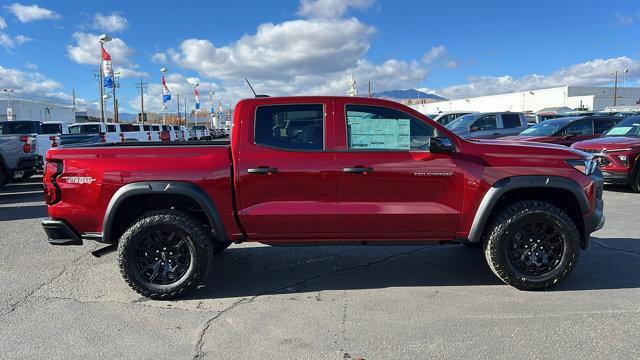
99, 132, 106, 143
49, 135, 58, 148
20, 135, 31, 153
44, 161, 63, 205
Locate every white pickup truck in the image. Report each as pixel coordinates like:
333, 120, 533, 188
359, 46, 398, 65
64, 122, 151, 145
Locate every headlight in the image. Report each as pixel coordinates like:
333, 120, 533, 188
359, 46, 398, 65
566, 158, 598, 176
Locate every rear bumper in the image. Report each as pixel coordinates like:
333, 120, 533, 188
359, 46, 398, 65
16, 156, 38, 171
42, 219, 83, 245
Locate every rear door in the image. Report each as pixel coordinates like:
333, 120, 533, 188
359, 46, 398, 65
499, 113, 525, 136
558, 119, 594, 146
333, 101, 464, 239
236, 101, 337, 239
469, 114, 500, 138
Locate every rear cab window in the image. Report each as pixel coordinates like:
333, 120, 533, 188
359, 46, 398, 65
41, 123, 63, 135
106, 125, 117, 132
345, 105, 434, 151
69, 124, 101, 134
254, 104, 324, 150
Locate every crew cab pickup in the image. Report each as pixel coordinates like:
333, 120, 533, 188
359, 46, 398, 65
42, 96, 605, 299
572, 115, 640, 192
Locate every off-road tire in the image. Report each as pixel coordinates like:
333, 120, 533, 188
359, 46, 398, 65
483, 200, 580, 290
118, 210, 213, 300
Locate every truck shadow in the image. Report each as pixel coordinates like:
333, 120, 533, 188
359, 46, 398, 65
0, 205, 48, 221
188, 236, 640, 300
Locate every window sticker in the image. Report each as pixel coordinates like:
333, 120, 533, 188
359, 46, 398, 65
607, 126, 634, 135
349, 118, 410, 150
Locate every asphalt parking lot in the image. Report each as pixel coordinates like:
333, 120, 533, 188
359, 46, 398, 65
0, 176, 639, 359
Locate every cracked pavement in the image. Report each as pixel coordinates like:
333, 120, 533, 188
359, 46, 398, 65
1, 178, 639, 359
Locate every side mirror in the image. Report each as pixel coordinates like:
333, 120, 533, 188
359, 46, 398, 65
430, 136, 454, 154
562, 132, 577, 139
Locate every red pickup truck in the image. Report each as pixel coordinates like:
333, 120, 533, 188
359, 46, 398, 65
42, 96, 605, 299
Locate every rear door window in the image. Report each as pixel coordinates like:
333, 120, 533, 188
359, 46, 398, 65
254, 104, 324, 150
501, 114, 522, 128
345, 105, 434, 151
471, 115, 497, 130
593, 119, 616, 134
563, 120, 593, 135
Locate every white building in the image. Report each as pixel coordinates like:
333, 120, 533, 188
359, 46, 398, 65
1, 99, 75, 122
410, 86, 640, 114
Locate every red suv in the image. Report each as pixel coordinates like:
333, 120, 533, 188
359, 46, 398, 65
572, 115, 640, 192
502, 116, 621, 146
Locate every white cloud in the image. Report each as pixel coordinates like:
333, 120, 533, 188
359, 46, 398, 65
612, 12, 636, 26
170, 18, 375, 80
93, 13, 128, 32
0, 65, 66, 100
422, 45, 459, 70
0, 16, 7, 29
0, 31, 31, 48
6, 3, 60, 23
297, 0, 374, 18
24, 61, 37, 70
115, 66, 148, 79
67, 32, 134, 65
151, 52, 167, 64
434, 56, 640, 99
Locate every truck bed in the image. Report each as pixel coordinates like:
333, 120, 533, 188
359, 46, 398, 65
59, 139, 231, 148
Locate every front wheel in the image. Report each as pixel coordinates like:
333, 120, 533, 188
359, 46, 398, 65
631, 167, 640, 193
118, 210, 213, 300
484, 200, 580, 290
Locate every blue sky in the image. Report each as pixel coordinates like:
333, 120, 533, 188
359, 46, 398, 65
1, 0, 639, 113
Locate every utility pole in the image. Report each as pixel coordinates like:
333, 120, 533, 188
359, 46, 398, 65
176, 93, 181, 121
72, 88, 76, 111
184, 100, 187, 126
111, 72, 119, 123
136, 81, 148, 124
613, 70, 618, 106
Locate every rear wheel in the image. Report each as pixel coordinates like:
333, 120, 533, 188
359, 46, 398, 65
118, 210, 213, 300
484, 200, 580, 290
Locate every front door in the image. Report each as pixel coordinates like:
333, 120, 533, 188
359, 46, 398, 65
235, 102, 337, 239
334, 103, 464, 240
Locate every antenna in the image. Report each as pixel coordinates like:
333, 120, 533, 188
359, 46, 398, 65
245, 78, 257, 97
245, 78, 269, 98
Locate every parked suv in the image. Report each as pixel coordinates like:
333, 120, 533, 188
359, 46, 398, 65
572, 115, 640, 192
501, 116, 621, 146
446, 112, 527, 139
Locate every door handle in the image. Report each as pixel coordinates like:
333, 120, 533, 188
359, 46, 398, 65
247, 166, 278, 174
343, 166, 374, 174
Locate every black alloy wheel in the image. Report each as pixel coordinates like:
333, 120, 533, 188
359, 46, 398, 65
504, 216, 565, 278
134, 229, 193, 285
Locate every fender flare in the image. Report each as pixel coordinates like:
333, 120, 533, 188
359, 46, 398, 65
102, 181, 228, 244
468, 175, 590, 243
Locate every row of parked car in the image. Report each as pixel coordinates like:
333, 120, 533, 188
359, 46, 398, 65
0, 120, 228, 187
427, 110, 640, 192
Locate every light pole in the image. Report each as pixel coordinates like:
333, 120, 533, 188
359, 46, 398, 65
209, 91, 215, 129
99, 34, 112, 123
612, 70, 618, 107
3, 88, 14, 121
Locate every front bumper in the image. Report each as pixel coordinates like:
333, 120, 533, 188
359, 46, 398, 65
42, 219, 83, 245
583, 170, 605, 242
601, 170, 632, 185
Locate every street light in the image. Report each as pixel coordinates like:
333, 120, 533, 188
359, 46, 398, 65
99, 34, 112, 123
3, 88, 14, 121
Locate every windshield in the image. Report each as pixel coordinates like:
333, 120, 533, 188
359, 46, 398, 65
519, 118, 573, 136
446, 113, 478, 131
604, 116, 640, 137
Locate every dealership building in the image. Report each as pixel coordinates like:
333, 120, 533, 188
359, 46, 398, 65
409, 85, 640, 114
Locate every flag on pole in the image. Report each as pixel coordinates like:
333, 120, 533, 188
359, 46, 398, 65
102, 46, 114, 88
162, 73, 171, 103
194, 85, 200, 110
